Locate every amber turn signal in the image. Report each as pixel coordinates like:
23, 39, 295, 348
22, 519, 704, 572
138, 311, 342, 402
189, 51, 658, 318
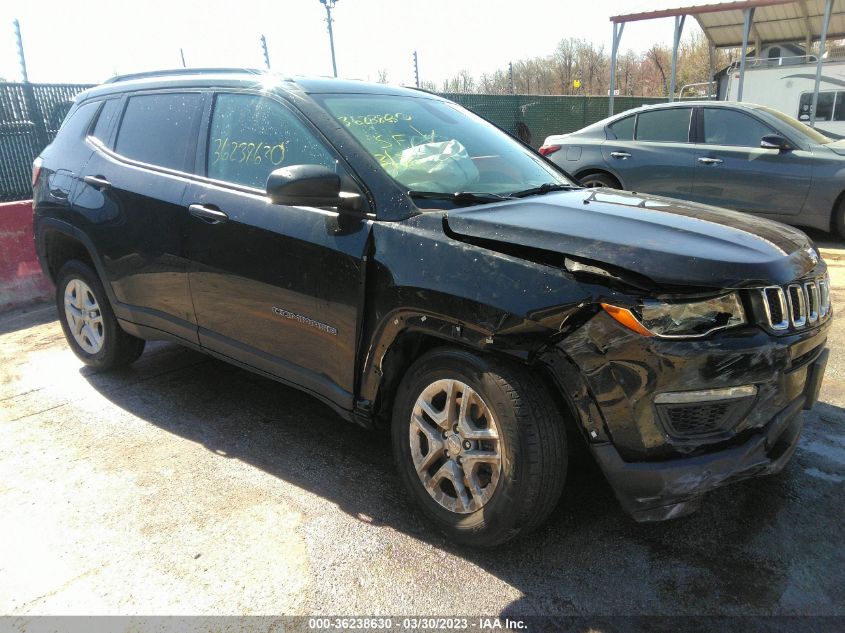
600, 303, 654, 337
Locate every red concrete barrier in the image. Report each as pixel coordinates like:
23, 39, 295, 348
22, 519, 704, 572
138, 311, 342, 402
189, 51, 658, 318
0, 200, 53, 312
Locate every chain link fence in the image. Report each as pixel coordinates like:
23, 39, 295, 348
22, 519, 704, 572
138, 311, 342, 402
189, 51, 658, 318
0, 82, 664, 202
1, 83, 93, 202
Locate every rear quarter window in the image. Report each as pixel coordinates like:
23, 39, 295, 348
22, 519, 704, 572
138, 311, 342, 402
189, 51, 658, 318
90, 99, 122, 146
115, 92, 203, 171
47, 101, 100, 153
608, 115, 635, 140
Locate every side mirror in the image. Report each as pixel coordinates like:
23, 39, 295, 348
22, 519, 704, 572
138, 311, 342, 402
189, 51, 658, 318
760, 134, 793, 152
266, 165, 363, 212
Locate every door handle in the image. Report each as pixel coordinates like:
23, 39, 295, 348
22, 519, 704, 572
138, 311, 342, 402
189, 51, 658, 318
610, 151, 631, 159
697, 157, 723, 165
83, 175, 111, 190
188, 204, 229, 224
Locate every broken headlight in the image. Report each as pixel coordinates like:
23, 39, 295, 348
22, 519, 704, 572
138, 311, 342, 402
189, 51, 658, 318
602, 292, 746, 338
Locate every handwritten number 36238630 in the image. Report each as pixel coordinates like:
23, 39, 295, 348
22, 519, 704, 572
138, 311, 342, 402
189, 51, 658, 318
212, 138, 287, 166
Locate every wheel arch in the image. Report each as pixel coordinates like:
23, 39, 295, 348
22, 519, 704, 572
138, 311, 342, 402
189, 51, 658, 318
361, 315, 578, 439
573, 167, 624, 189
36, 219, 118, 305
42, 228, 95, 283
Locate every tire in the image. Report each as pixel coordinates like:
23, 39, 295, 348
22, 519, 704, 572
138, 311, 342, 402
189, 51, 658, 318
834, 198, 845, 240
56, 259, 145, 370
579, 172, 621, 189
391, 347, 567, 546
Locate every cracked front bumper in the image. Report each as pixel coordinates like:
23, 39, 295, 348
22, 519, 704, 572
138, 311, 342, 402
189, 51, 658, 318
592, 347, 828, 521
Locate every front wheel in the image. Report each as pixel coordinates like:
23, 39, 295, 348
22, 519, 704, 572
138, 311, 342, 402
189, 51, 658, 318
391, 348, 567, 546
56, 259, 145, 370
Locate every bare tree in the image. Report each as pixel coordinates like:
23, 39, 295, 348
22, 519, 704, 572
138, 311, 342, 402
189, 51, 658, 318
432, 33, 723, 97
647, 45, 670, 96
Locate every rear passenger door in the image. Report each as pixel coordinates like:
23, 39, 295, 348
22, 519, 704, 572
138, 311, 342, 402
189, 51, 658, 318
601, 107, 696, 198
690, 107, 812, 216
182, 91, 371, 411
78, 91, 205, 343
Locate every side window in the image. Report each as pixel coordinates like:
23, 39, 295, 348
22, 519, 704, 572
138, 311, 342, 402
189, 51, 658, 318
702, 108, 773, 147
90, 99, 121, 145
608, 115, 635, 140
635, 108, 691, 143
207, 93, 336, 189
798, 91, 835, 122
115, 93, 203, 171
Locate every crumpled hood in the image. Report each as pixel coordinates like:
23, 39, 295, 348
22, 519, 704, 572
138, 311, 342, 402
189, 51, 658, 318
445, 189, 819, 289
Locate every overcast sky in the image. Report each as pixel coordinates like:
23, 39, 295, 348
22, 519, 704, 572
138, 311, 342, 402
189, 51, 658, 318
0, 0, 701, 86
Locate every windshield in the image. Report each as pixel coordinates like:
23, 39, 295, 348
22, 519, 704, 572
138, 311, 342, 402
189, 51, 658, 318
315, 94, 572, 197
756, 105, 832, 144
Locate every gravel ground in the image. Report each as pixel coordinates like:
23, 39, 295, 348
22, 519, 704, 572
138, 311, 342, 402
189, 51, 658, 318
1, 234, 844, 619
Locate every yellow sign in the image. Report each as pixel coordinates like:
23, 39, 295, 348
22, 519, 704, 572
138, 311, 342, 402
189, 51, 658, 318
573, 79, 582, 89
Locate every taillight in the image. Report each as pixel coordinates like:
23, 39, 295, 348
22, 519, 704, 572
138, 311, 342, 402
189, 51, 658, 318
32, 157, 43, 189
538, 144, 561, 157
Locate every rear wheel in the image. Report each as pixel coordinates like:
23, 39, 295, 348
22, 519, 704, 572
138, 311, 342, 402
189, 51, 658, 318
579, 172, 621, 189
391, 348, 567, 546
56, 259, 145, 370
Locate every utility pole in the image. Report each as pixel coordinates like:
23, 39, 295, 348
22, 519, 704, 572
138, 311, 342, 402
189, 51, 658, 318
509, 62, 515, 94
413, 50, 419, 87
319, 0, 338, 78
260, 34, 270, 69
180, 48, 186, 68
13, 19, 29, 83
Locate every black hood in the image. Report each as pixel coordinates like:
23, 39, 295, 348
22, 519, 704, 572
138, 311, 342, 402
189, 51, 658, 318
445, 189, 818, 289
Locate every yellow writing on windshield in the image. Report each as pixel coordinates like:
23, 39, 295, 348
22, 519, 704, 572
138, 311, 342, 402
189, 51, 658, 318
338, 112, 413, 127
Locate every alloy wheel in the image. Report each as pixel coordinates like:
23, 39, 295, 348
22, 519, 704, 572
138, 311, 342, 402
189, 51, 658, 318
409, 378, 502, 514
64, 278, 105, 354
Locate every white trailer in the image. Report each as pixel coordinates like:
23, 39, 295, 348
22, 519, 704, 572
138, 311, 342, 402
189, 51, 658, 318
718, 51, 845, 136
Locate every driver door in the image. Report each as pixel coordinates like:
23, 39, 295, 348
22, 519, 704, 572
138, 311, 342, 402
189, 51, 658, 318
690, 106, 812, 216
183, 91, 371, 409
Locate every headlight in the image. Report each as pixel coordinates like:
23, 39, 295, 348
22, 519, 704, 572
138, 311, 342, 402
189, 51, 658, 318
601, 292, 746, 338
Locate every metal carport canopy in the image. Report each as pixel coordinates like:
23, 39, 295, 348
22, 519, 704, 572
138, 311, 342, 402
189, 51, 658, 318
612, 0, 845, 48
606, 0, 845, 125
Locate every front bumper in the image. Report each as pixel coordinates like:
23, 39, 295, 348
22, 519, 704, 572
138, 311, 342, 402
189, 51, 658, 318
593, 391, 805, 521
550, 310, 830, 521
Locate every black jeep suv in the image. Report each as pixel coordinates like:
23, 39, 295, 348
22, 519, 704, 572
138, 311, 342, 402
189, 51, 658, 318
33, 69, 831, 545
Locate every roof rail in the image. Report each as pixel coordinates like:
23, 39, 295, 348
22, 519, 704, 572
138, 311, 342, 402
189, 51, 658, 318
104, 67, 265, 84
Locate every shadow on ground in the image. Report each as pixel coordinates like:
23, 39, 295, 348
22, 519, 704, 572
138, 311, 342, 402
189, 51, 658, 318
80, 339, 845, 617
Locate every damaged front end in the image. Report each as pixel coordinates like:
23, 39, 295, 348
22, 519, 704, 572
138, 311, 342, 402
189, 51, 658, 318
540, 261, 831, 521
374, 188, 833, 522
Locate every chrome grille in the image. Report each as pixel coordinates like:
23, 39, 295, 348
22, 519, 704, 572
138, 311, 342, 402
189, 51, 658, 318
788, 284, 807, 327
759, 273, 831, 332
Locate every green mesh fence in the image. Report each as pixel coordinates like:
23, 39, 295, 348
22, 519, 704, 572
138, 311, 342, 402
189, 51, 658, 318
1, 83, 94, 202
437, 93, 665, 148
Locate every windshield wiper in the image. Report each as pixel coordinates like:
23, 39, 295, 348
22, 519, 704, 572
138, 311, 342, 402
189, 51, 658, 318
408, 190, 514, 205
509, 183, 578, 198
